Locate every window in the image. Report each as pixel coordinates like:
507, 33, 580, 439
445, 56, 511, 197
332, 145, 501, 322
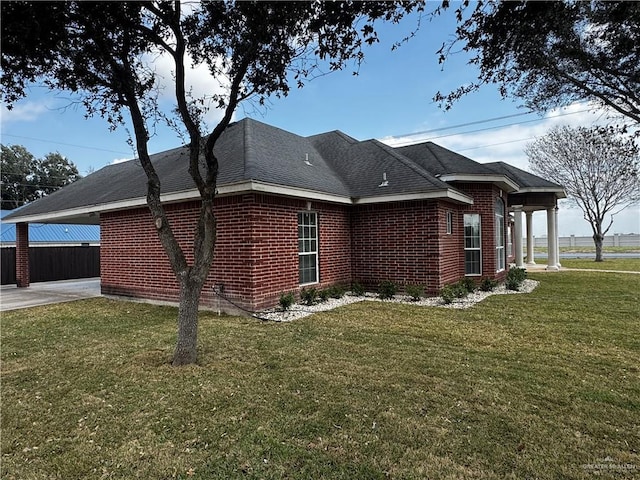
446, 211, 453, 234
495, 198, 505, 272
464, 213, 481, 275
298, 212, 318, 284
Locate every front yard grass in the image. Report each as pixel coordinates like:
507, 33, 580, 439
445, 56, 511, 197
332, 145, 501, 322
559, 257, 640, 272
1, 271, 639, 479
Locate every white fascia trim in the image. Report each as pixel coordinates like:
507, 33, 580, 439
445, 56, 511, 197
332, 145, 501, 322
354, 189, 473, 205
4, 181, 352, 224
514, 186, 567, 199
231, 181, 353, 204
151, 181, 353, 205
439, 174, 520, 192
5, 182, 475, 224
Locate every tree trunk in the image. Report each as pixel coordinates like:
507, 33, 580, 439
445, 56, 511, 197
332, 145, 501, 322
593, 233, 604, 262
172, 276, 205, 366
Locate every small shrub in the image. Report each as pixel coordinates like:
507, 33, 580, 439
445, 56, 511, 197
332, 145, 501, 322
351, 281, 365, 296
453, 281, 468, 298
461, 277, 476, 294
326, 284, 346, 299
506, 267, 527, 291
378, 280, 398, 300
440, 285, 456, 304
317, 289, 330, 302
480, 277, 498, 292
300, 287, 317, 306
405, 284, 425, 302
279, 292, 295, 312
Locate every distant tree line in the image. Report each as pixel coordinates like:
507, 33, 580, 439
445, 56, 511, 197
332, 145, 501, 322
1, 144, 81, 210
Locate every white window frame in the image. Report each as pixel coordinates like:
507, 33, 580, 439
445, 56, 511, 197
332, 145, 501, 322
495, 198, 506, 272
446, 211, 453, 235
464, 213, 482, 276
298, 211, 319, 285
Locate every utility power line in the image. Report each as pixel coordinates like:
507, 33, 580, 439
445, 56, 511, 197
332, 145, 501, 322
1, 133, 132, 155
387, 108, 593, 147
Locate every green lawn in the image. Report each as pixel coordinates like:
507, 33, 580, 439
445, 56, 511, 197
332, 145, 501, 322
2, 271, 639, 479
559, 258, 640, 272
533, 245, 640, 254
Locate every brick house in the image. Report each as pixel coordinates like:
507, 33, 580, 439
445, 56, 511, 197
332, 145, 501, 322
5, 118, 565, 312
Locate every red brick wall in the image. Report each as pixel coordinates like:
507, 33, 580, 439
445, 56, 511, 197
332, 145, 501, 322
16, 223, 29, 287
100, 187, 508, 310
454, 183, 508, 284
100, 194, 352, 312
439, 204, 464, 287
351, 200, 448, 293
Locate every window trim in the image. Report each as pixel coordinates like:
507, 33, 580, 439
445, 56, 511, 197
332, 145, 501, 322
495, 198, 506, 272
298, 211, 319, 285
464, 213, 482, 276
446, 211, 453, 235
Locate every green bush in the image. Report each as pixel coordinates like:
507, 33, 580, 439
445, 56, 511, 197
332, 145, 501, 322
326, 284, 346, 299
480, 277, 498, 292
453, 281, 468, 298
378, 280, 398, 300
317, 289, 330, 302
300, 287, 317, 306
460, 277, 477, 294
440, 285, 457, 304
506, 267, 527, 291
405, 284, 425, 302
351, 281, 365, 296
279, 292, 295, 311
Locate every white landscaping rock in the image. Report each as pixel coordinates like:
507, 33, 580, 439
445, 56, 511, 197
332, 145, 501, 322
258, 279, 539, 322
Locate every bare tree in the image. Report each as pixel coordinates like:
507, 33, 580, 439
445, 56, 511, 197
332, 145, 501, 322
526, 126, 640, 261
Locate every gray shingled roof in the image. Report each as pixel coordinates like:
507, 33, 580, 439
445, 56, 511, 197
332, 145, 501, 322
397, 142, 498, 177
309, 131, 453, 197
3, 118, 564, 223
483, 161, 565, 191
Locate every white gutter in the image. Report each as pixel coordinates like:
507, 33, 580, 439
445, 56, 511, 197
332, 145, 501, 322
4, 181, 473, 224
354, 188, 473, 205
438, 173, 520, 193
513, 186, 567, 199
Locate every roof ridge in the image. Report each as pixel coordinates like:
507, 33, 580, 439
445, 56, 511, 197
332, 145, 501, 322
243, 118, 251, 178
307, 129, 358, 144
368, 139, 449, 188
422, 142, 450, 173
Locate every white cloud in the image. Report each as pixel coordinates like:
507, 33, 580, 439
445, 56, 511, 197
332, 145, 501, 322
111, 157, 132, 165
145, 49, 231, 129
380, 102, 639, 235
1, 102, 49, 125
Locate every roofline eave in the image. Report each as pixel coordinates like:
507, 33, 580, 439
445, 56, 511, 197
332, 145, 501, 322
354, 188, 473, 205
4, 182, 474, 224
438, 173, 520, 193
513, 186, 567, 199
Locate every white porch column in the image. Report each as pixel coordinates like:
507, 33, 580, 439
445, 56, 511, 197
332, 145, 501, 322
513, 206, 524, 268
546, 207, 559, 271
525, 211, 535, 265
554, 206, 561, 268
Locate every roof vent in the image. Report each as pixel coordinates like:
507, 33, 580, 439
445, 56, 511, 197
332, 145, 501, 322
379, 172, 389, 187
304, 153, 313, 166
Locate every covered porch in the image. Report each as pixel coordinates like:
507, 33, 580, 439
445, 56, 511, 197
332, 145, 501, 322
509, 191, 565, 271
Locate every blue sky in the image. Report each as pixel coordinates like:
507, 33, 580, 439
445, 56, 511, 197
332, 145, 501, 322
1, 7, 638, 237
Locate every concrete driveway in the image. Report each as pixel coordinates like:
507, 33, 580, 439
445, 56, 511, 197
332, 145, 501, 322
0, 278, 101, 312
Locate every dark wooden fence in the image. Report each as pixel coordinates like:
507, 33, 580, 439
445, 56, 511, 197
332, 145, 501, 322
1, 246, 100, 285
